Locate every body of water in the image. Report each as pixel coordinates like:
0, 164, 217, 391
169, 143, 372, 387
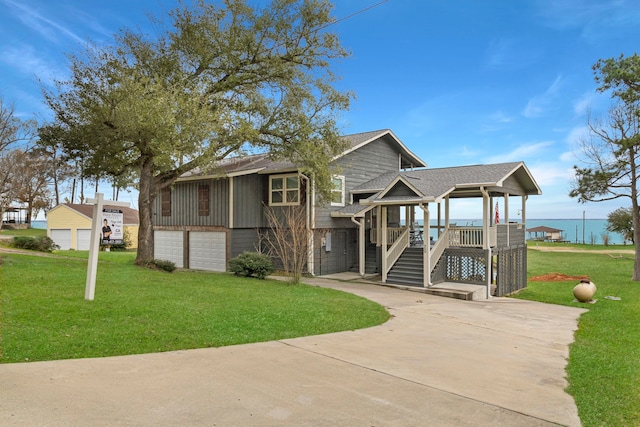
421, 218, 627, 246
29, 219, 628, 245
31, 220, 47, 229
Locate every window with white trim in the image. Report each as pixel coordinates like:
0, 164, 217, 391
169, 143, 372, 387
269, 174, 300, 206
331, 175, 345, 206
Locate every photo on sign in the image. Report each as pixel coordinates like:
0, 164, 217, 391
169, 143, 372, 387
102, 209, 124, 244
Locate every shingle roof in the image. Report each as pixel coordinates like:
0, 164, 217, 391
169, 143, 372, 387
179, 129, 426, 180
360, 161, 541, 204
57, 203, 139, 225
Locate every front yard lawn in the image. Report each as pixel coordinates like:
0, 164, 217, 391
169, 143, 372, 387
0, 251, 389, 363
517, 248, 640, 427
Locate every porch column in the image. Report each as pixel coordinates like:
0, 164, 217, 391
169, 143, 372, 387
482, 190, 490, 249
358, 217, 365, 277
421, 203, 431, 286
504, 193, 510, 247
381, 206, 388, 282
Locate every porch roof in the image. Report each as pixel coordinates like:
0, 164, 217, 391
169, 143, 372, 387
357, 161, 541, 206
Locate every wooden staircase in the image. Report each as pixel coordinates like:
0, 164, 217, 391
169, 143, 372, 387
386, 247, 423, 286
386, 247, 487, 300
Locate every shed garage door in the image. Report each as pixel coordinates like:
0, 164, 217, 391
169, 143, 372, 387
154, 231, 184, 268
189, 231, 226, 272
77, 229, 91, 250
50, 229, 72, 250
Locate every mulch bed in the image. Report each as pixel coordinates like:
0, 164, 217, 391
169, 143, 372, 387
529, 273, 590, 282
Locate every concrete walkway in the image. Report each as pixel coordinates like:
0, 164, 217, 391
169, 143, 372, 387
0, 275, 586, 426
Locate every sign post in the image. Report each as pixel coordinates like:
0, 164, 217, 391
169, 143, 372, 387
85, 193, 130, 301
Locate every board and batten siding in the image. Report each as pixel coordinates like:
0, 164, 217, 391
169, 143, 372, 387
232, 174, 266, 229
154, 179, 229, 227
229, 228, 261, 259
314, 136, 402, 229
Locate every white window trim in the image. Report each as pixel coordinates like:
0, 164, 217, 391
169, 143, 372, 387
269, 174, 300, 206
331, 175, 346, 207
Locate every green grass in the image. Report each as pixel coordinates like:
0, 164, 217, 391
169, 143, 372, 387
0, 228, 47, 237
0, 251, 389, 363
516, 249, 640, 427
527, 240, 635, 251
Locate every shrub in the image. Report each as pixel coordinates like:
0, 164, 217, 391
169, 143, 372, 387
135, 258, 177, 273
11, 236, 59, 252
229, 251, 274, 279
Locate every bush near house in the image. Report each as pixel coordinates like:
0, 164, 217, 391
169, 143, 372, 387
11, 236, 59, 252
229, 251, 275, 279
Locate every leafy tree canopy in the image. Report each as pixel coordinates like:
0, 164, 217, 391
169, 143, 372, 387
42, 0, 353, 261
606, 206, 634, 243
571, 53, 640, 279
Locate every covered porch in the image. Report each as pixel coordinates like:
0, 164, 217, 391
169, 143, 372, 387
335, 162, 541, 299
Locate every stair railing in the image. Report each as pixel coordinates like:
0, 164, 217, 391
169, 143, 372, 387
429, 228, 449, 273
385, 227, 410, 275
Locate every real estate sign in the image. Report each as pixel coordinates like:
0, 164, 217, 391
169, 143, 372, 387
102, 208, 123, 245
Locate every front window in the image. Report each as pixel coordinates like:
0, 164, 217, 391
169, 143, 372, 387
270, 174, 299, 206
331, 175, 345, 206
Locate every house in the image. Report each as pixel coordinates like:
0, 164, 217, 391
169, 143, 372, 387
527, 225, 564, 242
47, 203, 140, 250
152, 129, 541, 298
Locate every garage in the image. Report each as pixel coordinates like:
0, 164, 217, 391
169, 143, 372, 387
154, 230, 184, 268
189, 231, 226, 272
76, 229, 92, 250
50, 229, 72, 250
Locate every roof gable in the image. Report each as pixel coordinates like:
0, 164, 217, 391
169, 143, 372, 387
177, 129, 427, 181
363, 161, 541, 205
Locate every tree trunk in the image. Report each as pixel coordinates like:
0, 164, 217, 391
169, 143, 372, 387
633, 203, 640, 281
136, 156, 156, 262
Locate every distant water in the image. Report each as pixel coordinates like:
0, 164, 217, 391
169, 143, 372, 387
31, 220, 47, 229
420, 218, 627, 246
29, 218, 629, 245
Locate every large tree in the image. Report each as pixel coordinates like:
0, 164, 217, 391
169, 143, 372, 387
0, 99, 37, 225
570, 54, 640, 280
43, 0, 352, 262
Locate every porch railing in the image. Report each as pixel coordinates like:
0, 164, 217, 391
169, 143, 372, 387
385, 227, 410, 275
448, 226, 497, 247
370, 227, 405, 245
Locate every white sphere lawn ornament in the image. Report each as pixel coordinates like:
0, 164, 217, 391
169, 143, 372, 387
573, 279, 597, 303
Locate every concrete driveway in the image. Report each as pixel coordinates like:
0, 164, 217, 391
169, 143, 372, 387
0, 276, 586, 426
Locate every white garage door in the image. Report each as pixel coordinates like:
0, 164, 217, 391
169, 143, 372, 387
189, 231, 226, 272
154, 231, 184, 268
77, 229, 92, 250
50, 229, 72, 250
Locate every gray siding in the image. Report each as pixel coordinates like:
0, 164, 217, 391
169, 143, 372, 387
153, 179, 229, 227
230, 228, 261, 258
313, 228, 357, 275
232, 174, 266, 228
315, 136, 401, 229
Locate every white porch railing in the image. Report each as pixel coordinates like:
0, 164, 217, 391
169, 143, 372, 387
370, 227, 405, 245
429, 228, 449, 273
385, 227, 410, 275
448, 226, 497, 247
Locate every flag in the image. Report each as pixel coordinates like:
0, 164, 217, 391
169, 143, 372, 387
494, 202, 500, 224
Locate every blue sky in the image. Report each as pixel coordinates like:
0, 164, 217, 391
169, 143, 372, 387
1, 0, 640, 219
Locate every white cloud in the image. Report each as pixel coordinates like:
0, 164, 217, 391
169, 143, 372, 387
3, 0, 84, 44
0, 43, 66, 85
528, 164, 574, 187
522, 75, 563, 118
572, 93, 593, 117
484, 141, 554, 163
